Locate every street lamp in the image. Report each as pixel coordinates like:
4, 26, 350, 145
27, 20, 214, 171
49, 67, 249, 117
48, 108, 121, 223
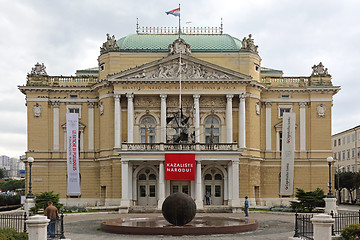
337, 165, 344, 204
26, 157, 34, 199
327, 156, 335, 198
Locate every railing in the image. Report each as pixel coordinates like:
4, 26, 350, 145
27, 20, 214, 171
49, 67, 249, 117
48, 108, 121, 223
125, 143, 237, 151
262, 77, 309, 87
294, 212, 313, 239
138, 26, 223, 35
331, 210, 360, 236
294, 210, 360, 239
50, 76, 98, 84
0, 212, 27, 233
49, 212, 66, 239
27, 75, 98, 87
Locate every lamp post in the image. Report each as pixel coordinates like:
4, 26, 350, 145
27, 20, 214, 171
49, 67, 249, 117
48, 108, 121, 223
26, 157, 34, 199
327, 156, 335, 198
324, 156, 337, 214
337, 165, 344, 204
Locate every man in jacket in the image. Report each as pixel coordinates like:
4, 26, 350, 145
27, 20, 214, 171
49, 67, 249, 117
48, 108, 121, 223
44, 201, 58, 238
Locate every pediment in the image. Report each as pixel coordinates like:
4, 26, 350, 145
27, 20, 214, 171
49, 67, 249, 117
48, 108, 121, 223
108, 54, 252, 82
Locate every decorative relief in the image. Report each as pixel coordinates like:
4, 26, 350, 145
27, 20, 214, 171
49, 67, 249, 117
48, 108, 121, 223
317, 104, 326, 118
241, 34, 258, 53
100, 33, 120, 54
33, 103, 42, 117
134, 96, 160, 107
168, 38, 192, 55
87, 102, 95, 108
311, 62, 330, 76
29, 62, 48, 76
256, 102, 260, 115
200, 96, 226, 107
99, 102, 104, 115
125, 59, 231, 80
167, 96, 193, 108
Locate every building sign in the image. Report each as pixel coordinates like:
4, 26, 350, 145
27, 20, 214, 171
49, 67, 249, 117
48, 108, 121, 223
66, 113, 81, 195
280, 112, 296, 195
165, 154, 195, 181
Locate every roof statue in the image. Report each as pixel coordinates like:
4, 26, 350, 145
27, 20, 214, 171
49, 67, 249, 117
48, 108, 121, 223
29, 62, 48, 76
241, 34, 258, 53
100, 33, 120, 54
168, 38, 192, 56
311, 62, 330, 76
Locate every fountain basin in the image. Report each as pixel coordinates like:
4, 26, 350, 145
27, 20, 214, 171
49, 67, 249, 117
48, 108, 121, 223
101, 216, 258, 236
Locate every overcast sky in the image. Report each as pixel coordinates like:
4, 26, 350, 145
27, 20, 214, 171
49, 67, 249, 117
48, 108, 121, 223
0, 0, 359, 158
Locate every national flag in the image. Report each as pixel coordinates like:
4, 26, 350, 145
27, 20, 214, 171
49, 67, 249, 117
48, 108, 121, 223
166, 8, 180, 17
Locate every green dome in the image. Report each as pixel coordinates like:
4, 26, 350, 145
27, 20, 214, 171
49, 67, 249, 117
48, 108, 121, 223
117, 34, 242, 51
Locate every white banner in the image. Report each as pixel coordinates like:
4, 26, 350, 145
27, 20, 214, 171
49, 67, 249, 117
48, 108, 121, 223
280, 112, 296, 195
66, 113, 81, 195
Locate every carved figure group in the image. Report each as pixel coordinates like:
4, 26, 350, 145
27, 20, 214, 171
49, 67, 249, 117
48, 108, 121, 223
168, 38, 192, 55
100, 33, 119, 54
241, 34, 258, 53
30, 62, 47, 76
311, 62, 329, 76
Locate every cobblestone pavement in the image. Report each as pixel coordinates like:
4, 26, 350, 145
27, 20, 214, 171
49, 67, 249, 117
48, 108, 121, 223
63, 211, 295, 240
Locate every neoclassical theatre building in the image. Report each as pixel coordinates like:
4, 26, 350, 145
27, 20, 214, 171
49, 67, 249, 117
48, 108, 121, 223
19, 26, 340, 211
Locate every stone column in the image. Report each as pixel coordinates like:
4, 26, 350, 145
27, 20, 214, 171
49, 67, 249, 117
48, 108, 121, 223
114, 94, 121, 148
53, 101, 60, 151
126, 93, 134, 143
231, 159, 240, 208
228, 162, 233, 201
311, 214, 335, 240
195, 160, 203, 209
193, 94, 201, 143
88, 102, 94, 151
158, 161, 165, 209
26, 215, 50, 240
265, 102, 272, 151
120, 160, 130, 209
226, 94, 234, 143
300, 102, 306, 152
239, 93, 246, 148
160, 94, 167, 143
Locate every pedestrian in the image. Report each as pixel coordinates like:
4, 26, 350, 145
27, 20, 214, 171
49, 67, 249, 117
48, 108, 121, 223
205, 191, 211, 205
244, 196, 249, 217
44, 201, 58, 238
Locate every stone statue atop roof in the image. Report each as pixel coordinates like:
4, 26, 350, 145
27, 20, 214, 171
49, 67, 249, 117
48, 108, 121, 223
311, 62, 330, 76
241, 34, 258, 53
168, 38, 191, 55
100, 33, 120, 54
29, 62, 48, 76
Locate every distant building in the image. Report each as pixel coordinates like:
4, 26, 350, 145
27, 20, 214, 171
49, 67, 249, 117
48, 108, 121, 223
0, 155, 25, 178
332, 125, 360, 203
19, 26, 339, 211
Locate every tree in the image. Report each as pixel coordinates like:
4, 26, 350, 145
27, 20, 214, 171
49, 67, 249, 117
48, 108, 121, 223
0, 168, 7, 179
290, 188, 325, 212
338, 172, 357, 203
32, 191, 63, 213
0, 179, 25, 192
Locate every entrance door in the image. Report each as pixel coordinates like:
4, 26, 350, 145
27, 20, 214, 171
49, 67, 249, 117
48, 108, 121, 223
137, 168, 157, 206
171, 181, 190, 195
204, 168, 224, 205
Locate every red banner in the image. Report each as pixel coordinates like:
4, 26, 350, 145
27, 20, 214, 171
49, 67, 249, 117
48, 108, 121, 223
165, 154, 195, 181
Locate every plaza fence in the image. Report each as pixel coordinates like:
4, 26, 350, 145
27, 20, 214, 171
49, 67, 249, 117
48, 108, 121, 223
294, 210, 360, 239
48, 212, 66, 239
0, 212, 27, 233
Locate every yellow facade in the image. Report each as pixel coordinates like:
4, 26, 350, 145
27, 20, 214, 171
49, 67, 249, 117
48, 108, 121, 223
19, 32, 339, 210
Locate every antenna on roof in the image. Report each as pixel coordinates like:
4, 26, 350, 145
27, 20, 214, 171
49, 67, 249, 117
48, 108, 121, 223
136, 17, 139, 34
220, 18, 223, 34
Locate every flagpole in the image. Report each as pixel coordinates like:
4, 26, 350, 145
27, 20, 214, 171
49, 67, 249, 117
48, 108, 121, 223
178, 3, 181, 113
178, 3, 181, 39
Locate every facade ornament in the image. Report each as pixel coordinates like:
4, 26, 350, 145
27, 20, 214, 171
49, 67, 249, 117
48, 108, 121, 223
100, 33, 120, 54
126, 60, 231, 80
99, 102, 104, 115
311, 62, 330, 76
29, 62, 48, 76
33, 103, 42, 117
265, 102, 272, 108
256, 102, 260, 115
87, 102, 95, 108
168, 38, 192, 55
241, 34, 258, 53
317, 104, 326, 118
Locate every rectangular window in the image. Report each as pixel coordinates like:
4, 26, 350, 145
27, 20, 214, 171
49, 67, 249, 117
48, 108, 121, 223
352, 134, 355, 142
352, 149, 355, 158
347, 166, 350, 172
347, 135, 350, 144
342, 137, 345, 145
347, 150, 350, 159
338, 139, 341, 146
334, 140, 337, 147
67, 105, 81, 118
279, 108, 291, 118
352, 166, 355, 172
215, 185, 221, 197
342, 151, 345, 160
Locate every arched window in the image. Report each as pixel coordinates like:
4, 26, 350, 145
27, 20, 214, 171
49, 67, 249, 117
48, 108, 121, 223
205, 116, 220, 143
140, 116, 156, 143
215, 174, 222, 180
205, 174, 212, 180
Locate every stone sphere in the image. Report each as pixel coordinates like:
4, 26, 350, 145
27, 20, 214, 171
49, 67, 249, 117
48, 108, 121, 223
162, 192, 197, 226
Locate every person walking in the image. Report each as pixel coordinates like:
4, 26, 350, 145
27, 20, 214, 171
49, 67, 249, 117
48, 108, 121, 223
244, 196, 249, 217
44, 201, 58, 238
205, 191, 211, 205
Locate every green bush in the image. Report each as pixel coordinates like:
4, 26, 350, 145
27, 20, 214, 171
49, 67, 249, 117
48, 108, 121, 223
0, 228, 28, 240
0, 194, 20, 206
290, 188, 325, 212
341, 224, 360, 240
31, 191, 63, 214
